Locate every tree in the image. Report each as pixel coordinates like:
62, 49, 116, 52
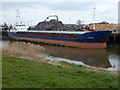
76, 20, 82, 25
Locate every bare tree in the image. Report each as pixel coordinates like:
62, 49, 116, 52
76, 20, 82, 25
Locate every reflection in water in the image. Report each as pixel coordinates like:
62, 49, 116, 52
42, 45, 112, 68
106, 47, 119, 71
0, 41, 9, 48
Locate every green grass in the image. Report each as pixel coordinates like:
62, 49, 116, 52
2, 55, 118, 88
0, 54, 2, 89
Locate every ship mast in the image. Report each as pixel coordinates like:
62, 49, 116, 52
16, 9, 21, 25
93, 5, 96, 30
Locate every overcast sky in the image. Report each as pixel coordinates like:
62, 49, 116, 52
0, 0, 119, 25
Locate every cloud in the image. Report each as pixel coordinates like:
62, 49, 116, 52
2, 0, 119, 2
1, 1, 118, 25
49, 2, 93, 11
1, 2, 94, 24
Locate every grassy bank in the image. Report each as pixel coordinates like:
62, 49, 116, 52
2, 55, 118, 88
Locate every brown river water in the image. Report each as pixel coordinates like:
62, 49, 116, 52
1, 41, 119, 71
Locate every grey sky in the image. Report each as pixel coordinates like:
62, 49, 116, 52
1, 0, 119, 25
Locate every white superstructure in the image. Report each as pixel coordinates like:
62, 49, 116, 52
14, 22, 28, 31
10, 9, 28, 32
10, 22, 28, 32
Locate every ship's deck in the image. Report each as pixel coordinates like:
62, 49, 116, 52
17, 30, 89, 34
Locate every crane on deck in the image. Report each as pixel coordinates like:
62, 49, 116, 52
46, 15, 59, 21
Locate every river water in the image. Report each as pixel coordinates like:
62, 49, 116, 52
1, 41, 119, 71
41, 44, 119, 71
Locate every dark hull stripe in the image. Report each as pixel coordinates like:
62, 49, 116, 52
12, 36, 106, 49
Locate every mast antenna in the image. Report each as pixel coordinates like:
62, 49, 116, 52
16, 9, 21, 24
93, 4, 96, 30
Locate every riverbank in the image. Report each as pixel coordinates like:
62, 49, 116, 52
2, 41, 119, 73
2, 55, 118, 88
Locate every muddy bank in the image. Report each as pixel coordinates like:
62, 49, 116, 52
2, 41, 61, 66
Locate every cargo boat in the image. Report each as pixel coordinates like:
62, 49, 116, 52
7, 23, 112, 48
0, 24, 12, 40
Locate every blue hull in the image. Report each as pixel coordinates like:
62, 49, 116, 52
76, 31, 112, 43
8, 30, 112, 43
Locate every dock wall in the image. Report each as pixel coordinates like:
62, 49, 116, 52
89, 24, 119, 31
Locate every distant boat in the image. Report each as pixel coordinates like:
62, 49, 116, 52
0, 23, 11, 40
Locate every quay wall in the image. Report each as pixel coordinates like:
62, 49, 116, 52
89, 24, 119, 31
89, 24, 120, 45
